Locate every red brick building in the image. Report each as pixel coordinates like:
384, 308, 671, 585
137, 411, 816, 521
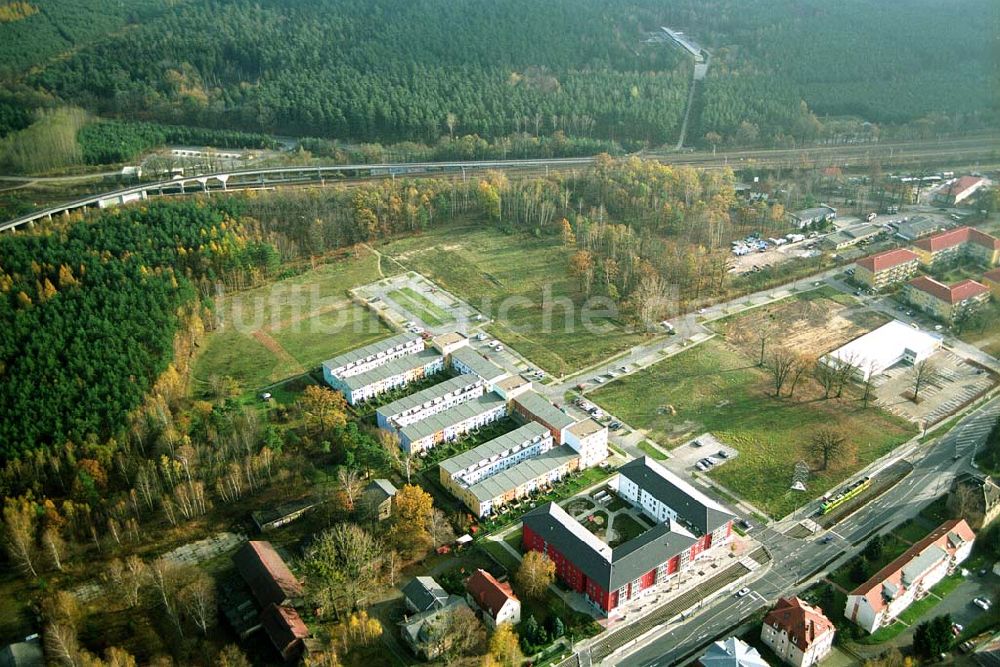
521, 459, 734, 614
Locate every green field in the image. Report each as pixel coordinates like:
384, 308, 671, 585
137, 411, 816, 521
386, 286, 454, 326
590, 339, 915, 517
379, 224, 651, 375
192, 248, 393, 392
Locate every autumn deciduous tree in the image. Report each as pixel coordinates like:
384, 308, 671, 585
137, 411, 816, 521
298, 385, 348, 435
389, 484, 435, 556
485, 624, 524, 667
910, 360, 939, 403
568, 249, 595, 296
3, 495, 38, 578
516, 550, 556, 599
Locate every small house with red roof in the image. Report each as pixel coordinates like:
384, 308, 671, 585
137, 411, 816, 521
466, 568, 521, 628
845, 519, 974, 633
912, 226, 1000, 267
904, 276, 990, 322
761, 597, 835, 667
854, 248, 920, 289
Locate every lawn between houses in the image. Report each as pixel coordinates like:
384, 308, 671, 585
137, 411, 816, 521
376, 222, 652, 376
590, 338, 915, 518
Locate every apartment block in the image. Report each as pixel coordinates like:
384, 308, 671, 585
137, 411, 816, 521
399, 394, 508, 454
904, 276, 990, 323
854, 248, 920, 289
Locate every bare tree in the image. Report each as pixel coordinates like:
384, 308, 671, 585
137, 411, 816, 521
337, 467, 363, 511
42, 526, 66, 571
833, 353, 861, 398
911, 359, 939, 402
441, 604, 485, 659
44, 622, 82, 667
814, 359, 838, 399
808, 428, 851, 471
428, 508, 455, 547
107, 556, 148, 608
767, 347, 797, 397
179, 571, 217, 635
786, 354, 813, 399
149, 558, 184, 637
3, 496, 38, 578
861, 373, 877, 408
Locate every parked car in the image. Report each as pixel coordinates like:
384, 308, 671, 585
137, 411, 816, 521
609, 421, 622, 430
494, 345, 504, 352
691, 439, 702, 447
973, 597, 991, 611
717, 450, 729, 459
735, 587, 751, 598
476, 332, 488, 341
696, 462, 709, 472
960, 641, 976, 653
593, 376, 605, 384
738, 519, 753, 531
952, 623, 964, 636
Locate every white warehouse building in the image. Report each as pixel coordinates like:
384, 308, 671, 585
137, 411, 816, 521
820, 320, 942, 382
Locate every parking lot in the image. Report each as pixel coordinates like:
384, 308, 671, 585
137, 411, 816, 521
873, 349, 996, 425
660, 433, 739, 474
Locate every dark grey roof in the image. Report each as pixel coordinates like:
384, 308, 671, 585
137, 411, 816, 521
322, 332, 420, 371
402, 576, 449, 612
618, 457, 733, 535
522, 503, 612, 587
521, 502, 699, 592
608, 524, 696, 590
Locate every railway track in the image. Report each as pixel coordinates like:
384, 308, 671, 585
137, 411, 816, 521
2, 135, 997, 232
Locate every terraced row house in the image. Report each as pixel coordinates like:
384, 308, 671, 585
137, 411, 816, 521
322, 333, 443, 405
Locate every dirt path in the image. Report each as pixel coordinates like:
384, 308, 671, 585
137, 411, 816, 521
252, 329, 305, 373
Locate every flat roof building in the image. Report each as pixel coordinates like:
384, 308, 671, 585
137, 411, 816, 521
821, 320, 942, 381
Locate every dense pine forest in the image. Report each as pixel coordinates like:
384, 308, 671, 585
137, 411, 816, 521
0, 0, 993, 166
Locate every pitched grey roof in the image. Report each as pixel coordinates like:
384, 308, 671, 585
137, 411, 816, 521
322, 332, 420, 371
521, 501, 699, 592
466, 445, 579, 502
451, 346, 508, 382
377, 375, 482, 419
402, 576, 449, 612
618, 457, 734, 535
340, 349, 443, 391
522, 502, 612, 586
399, 394, 507, 443
365, 479, 397, 502
400, 596, 468, 646
514, 391, 575, 431
439, 422, 550, 477
902, 545, 947, 585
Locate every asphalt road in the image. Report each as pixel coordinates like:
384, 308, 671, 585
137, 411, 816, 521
614, 396, 1000, 667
